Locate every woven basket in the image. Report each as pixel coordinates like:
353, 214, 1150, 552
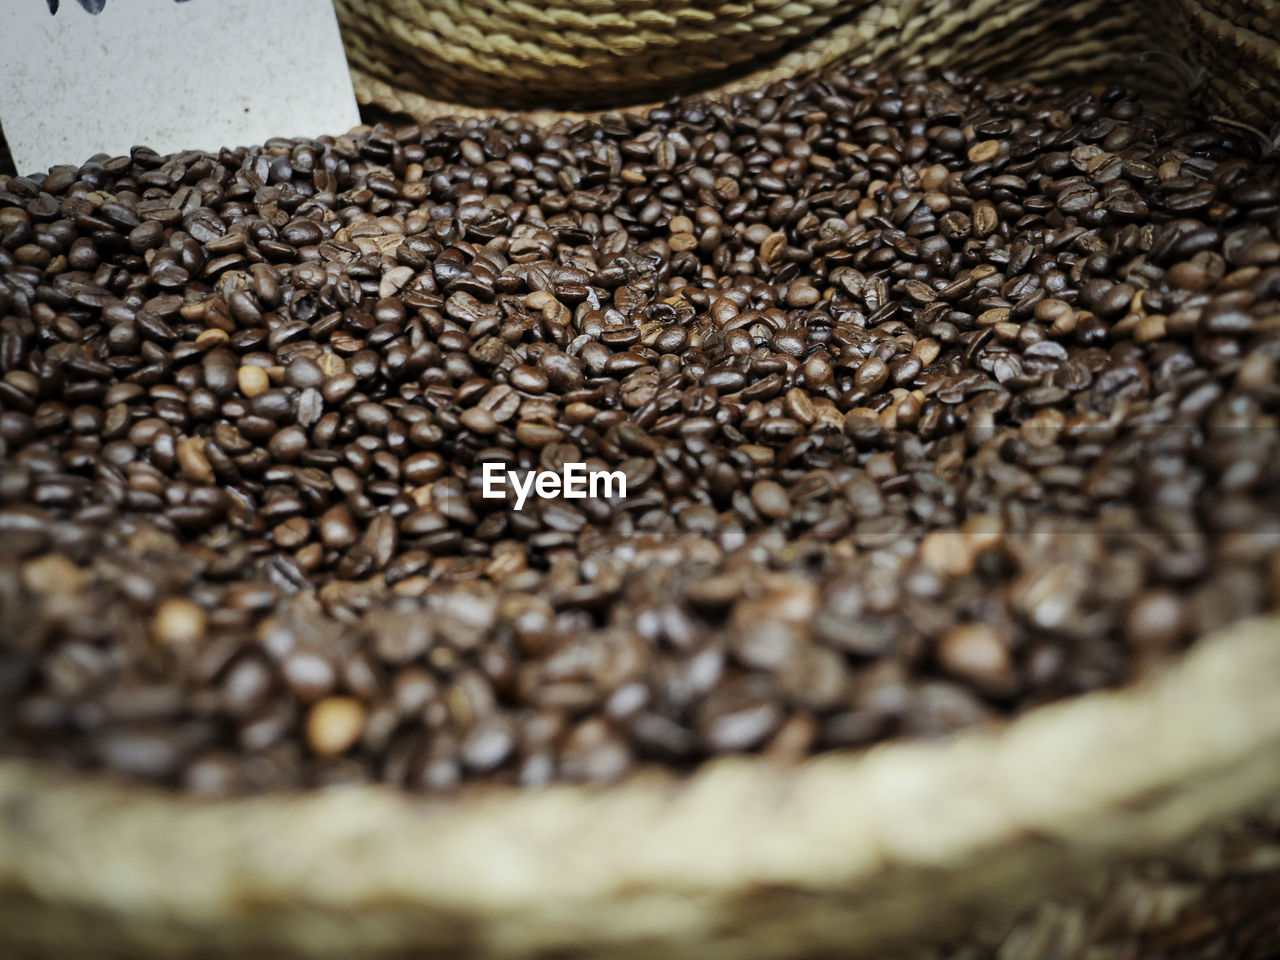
2, 616, 1279, 958
336, 0, 1280, 129
3, 2, 1280, 958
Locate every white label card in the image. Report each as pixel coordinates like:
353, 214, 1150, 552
0, 0, 361, 176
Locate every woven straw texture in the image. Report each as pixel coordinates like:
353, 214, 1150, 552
1, 614, 1279, 958
336, 0, 1280, 130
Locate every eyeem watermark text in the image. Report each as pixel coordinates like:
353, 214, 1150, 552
481, 463, 626, 511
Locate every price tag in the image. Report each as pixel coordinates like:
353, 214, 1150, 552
0, 0, 361, 175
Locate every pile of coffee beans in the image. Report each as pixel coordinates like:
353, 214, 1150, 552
1, 66, 1278, 794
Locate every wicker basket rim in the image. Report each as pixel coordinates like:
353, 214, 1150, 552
1, 614, 1278, 955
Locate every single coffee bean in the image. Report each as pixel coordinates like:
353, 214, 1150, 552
151, 598, 206, 646
306, 697, 366, 757
237, 365, 270, 398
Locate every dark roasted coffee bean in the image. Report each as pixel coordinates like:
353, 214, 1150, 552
0, 63, 1276, 799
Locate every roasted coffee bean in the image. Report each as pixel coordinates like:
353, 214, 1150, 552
0, 64, 1277, 796
306, 697, 366, 757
